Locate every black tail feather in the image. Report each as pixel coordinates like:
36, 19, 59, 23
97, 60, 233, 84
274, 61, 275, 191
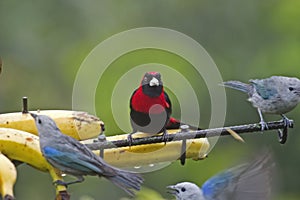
166, 117, 201, 130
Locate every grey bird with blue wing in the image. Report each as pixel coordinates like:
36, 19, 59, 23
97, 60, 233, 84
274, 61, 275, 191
221, 76, 300, 130
30, 113, 143, 196
167, 152, 274, 200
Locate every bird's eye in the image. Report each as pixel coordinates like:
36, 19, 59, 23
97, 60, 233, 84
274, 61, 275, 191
289, 87, 294, 91
181, 187, 186, 192
38, 119, 42, 124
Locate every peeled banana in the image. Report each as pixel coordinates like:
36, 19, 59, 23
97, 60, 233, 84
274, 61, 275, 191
0, 153, 16, 200
0, 128, 67, 194
0, 110, 104, 140
85, 130, 210, 168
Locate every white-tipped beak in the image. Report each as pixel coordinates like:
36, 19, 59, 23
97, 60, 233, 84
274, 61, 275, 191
166, 185, 179, 195
149, 77, 159, 86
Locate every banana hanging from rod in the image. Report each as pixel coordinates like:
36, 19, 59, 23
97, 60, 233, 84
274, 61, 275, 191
0, 153, 16, 200
0, 110, 104, 140
0, 128, 67, 196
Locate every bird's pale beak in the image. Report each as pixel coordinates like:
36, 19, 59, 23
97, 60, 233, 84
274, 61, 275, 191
166, 185, 179, 195
149, 77, 159, 87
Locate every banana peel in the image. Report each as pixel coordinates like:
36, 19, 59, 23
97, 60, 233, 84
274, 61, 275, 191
0, 125, 209, 172
0, 153, 16, 200
86, 130, 210, 168
0, 110, 104, 140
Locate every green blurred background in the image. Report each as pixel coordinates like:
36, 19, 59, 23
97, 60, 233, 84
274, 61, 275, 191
1, 0, 300, 199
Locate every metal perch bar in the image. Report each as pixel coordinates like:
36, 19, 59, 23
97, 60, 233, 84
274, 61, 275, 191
86, 120, 293, 151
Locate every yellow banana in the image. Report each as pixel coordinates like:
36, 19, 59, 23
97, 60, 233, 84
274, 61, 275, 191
0, 128, 67, 195
0, 124, 209, 171
0, 153, 16, 200
0, 110, 104, 140
85, 130, 210, 168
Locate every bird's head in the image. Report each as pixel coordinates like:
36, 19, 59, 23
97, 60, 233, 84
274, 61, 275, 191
283, 77, 300, 103
141, 72, 163, 97
30, 113, 60, 135
167, 182, 204, 200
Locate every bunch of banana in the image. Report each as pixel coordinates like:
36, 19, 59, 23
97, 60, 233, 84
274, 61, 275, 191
0, 109, 210, 199
0, 153, 16, 200
0, 110, 104, 140
0, 128, 67, 196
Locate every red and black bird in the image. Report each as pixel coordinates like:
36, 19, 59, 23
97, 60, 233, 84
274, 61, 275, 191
128, 71, 200, 144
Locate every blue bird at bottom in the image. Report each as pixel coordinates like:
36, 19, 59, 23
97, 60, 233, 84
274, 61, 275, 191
167, 152, 274, 200
30, 113, 143, 196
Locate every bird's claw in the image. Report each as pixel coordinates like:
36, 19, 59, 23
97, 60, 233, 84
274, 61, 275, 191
56, 191, 71, 200
127, 134, 134, 147
281, 116, 293, 128
162, 130, 168, 145
259, 120, 269, 131
53, 180, 68, 187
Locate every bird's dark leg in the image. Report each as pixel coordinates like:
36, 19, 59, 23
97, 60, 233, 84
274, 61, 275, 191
162, 128, 168, 145
280, 114, 294, 128
127, 131, 136, 146
257, 108, 268, 131
54, 176, 84, 187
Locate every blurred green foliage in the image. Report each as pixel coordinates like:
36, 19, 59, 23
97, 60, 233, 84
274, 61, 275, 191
1, 0, 300, 199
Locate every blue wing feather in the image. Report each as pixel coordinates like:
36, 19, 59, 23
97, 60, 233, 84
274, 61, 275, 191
202, 171, 233, 199
42, 146, 102, 174
250, 79, 278, 100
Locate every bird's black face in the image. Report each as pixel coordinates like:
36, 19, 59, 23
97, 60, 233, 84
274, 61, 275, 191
141, 72, 163, 97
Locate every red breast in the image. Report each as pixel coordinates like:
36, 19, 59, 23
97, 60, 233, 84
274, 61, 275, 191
131, 87, 170, 114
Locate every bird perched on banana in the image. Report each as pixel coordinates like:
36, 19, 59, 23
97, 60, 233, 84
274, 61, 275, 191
30, 113, 144, 196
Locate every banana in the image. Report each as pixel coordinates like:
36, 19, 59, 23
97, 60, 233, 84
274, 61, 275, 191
0, 153, 16, 200
0, 128, 67, 195
0, 110, 104, 140
85, 130, 210, 168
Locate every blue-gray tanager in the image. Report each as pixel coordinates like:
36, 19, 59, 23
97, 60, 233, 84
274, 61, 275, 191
222, 76, 300, 130
30, 113, 143, 196
167, 152, 274, 200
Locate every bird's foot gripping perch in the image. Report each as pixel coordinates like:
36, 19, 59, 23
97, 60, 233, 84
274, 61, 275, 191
127, 133, 135, 147
277, 115, 294, 144
127, 130, 169, 146
258, 108, 269, 131
53, 176, 84, 188
161, 129, 168, 145
259, 120, 269, 131
281, 114, 294, 128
